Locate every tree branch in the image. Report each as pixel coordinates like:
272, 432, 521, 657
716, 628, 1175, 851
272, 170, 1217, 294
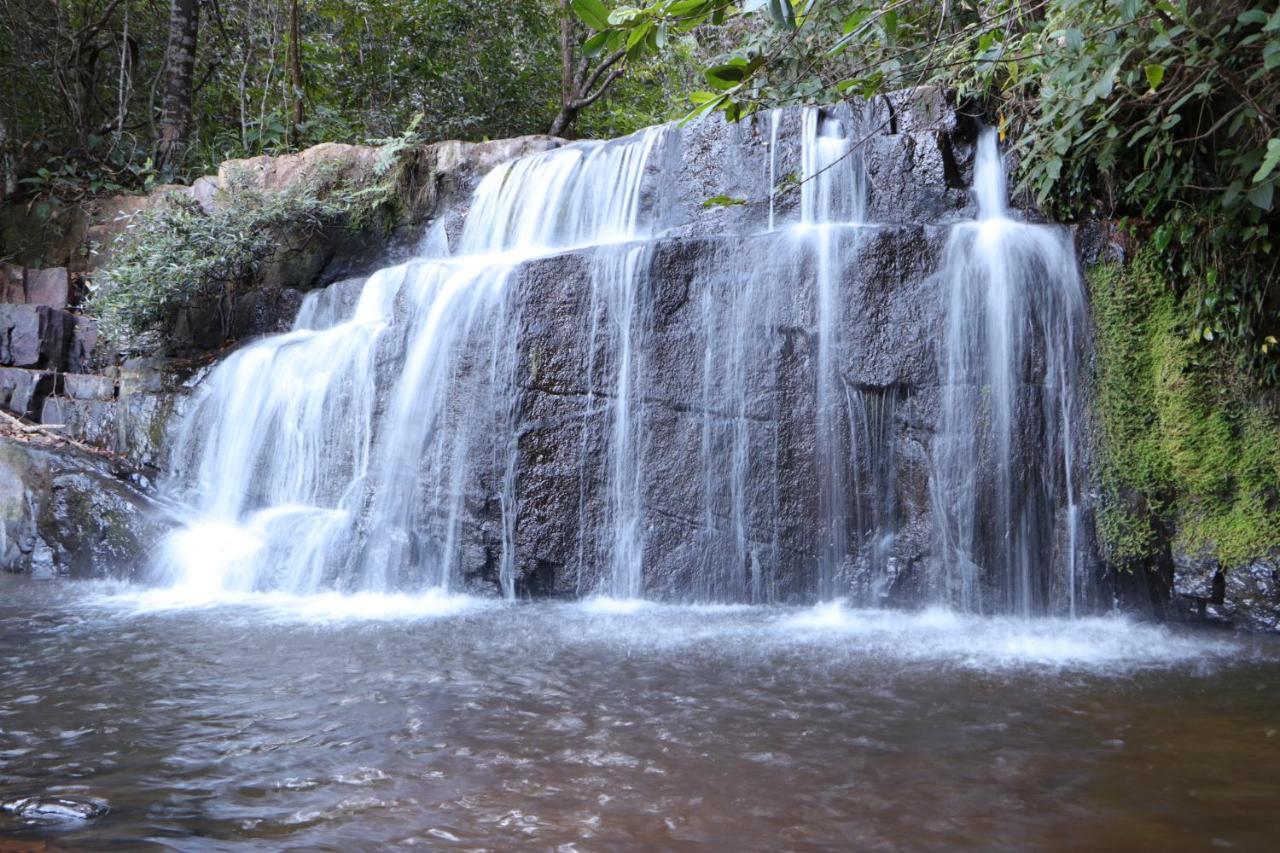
74, 0, 128, 44
578, 49, 625, 100
571, 66, 626, 110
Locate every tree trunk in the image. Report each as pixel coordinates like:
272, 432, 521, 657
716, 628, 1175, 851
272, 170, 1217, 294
157, 0, 201, 167
0, 117, 13, 201
549, 0, 627, 138
551, 1, 578, 137
286, 0, 305, 131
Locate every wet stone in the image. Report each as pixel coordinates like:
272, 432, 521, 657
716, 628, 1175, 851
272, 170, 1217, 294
62, 373, 115, 401
1, 795, 109, 822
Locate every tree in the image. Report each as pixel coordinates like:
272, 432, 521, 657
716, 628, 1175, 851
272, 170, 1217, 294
549, 0, 627, 137
286, 0, 305, 132
157, 0, 201, 166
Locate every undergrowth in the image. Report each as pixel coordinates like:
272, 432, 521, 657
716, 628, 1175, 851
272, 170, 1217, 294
87, 128, 421, 344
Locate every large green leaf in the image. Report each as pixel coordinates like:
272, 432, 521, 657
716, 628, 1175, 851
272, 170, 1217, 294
571, 0, 610, 31
705, 62, 747, 89
1253, 138, 1280, 183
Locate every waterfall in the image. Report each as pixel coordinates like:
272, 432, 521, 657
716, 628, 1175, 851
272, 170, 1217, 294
931, 129, 1088, 615
156, 109, 1089, 615
800, 106, 869, 601
158, 127, 667, 598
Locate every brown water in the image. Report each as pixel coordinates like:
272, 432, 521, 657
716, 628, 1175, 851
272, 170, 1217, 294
1, 575, 1278, 851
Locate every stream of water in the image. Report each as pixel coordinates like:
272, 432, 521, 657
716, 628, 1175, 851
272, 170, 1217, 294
2, 576, 1278, 849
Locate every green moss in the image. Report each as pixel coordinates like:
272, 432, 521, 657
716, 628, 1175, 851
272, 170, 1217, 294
1091, 245, 1280, 571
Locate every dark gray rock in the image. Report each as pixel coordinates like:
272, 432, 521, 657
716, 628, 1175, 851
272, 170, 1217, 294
1, 436, 167, 579
0, 303, 74, 368
0, 366, 54, 418
1174, 548, 1280, 632
67, 315, 102, 373
494, 220, 957, 600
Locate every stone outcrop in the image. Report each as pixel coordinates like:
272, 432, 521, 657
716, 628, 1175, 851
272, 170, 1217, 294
1173, 549, 1280, 632
0, 433, 166, 579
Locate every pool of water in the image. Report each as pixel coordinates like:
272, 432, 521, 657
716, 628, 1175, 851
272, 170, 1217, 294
2, 575, 1278, 850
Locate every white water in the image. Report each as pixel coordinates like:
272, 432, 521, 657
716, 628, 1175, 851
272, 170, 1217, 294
76, 579, 1243, 673
932, 129, 1088, 614
156, 110, 1089, 618
160, 128, 668, 600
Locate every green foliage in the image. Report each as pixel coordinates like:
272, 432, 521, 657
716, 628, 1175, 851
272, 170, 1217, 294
0, 0, 700, 201
593, 1, 1280, 382
88, 170, 360, 344
1092, 246, 1280, 570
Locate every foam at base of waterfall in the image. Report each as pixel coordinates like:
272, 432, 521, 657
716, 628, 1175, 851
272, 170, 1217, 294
780, 602, 1240, 671
82, 583, 489, 624
67, 584, 1247, 673
577, 596, 657, 615
574, 597, 754, 616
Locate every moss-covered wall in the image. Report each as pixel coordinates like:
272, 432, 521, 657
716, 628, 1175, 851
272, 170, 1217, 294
1091, 245, 1280, 574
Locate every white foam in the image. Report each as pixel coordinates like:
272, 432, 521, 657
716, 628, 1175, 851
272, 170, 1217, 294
577, 596, 656, 615
778, 601, 1243, 671
82, 584, 490, 624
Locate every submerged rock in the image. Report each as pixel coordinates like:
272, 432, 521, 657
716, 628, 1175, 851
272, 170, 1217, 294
1, 794, 109, 822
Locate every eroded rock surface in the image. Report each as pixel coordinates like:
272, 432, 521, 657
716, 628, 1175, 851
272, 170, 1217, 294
0, 434, 168, 579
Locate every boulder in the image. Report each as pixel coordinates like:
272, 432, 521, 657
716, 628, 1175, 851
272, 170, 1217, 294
1, 435, 167, 579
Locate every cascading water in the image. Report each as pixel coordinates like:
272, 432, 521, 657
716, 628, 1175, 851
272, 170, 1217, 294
931, 128, 1089, 615
799, 106, 870, 602
159, 128, 666, 598
158, 107, 1088, 615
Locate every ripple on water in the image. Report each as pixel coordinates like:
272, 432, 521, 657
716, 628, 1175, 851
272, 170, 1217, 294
1, 794, 109, 823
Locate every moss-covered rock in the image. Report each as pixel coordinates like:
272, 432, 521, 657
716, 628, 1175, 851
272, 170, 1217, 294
1091, 245, 1280, 630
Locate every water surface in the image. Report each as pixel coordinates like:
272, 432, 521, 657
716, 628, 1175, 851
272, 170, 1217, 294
2, 576, 1277, 850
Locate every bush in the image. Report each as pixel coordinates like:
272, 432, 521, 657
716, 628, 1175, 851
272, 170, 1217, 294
88, 171, 361, 344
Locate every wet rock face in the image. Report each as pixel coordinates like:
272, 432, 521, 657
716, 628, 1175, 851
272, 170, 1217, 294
1174, 550, 1280, 632
503, 226, 951, 600
0, 436, 168, 579
655, 89, 976, 241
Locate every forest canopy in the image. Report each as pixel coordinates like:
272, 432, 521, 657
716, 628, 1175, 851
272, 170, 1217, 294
2, 1, 1278, 376
0, 0, 701, 196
